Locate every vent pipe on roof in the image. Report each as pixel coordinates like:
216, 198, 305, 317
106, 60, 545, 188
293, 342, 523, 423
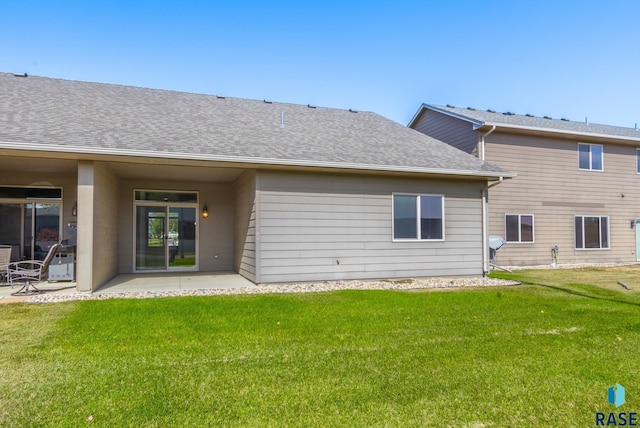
280, 112, 285, 128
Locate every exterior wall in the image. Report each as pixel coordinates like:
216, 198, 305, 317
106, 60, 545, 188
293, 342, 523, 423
91, 162, 120, 289
485, 133, 640, 265
233, 170, 257, 282
411, 109, 478, 154
0, 168, 77, 264
256, 171, 486, 283
117, 179, 235, 273
0, 170, 77, 237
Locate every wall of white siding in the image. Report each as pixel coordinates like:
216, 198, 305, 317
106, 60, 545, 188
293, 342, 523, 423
256, 171, 485, 283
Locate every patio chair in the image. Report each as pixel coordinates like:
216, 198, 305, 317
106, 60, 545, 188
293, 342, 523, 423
0, 245, 11, 284
8, 243, 61, 295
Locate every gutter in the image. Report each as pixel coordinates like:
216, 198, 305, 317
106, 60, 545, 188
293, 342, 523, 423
472, 122, 640, 144
482, 176, 504, 275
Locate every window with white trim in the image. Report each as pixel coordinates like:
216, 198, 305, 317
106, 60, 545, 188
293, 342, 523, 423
575, 216, 609, 249
578, 143, 603, 171
393, 194, 444, 240
505, 214, 534, 243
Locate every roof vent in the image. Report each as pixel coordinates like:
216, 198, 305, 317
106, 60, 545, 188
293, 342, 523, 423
307, 104, 316, 109
487, 109, 496, 113
263, 99, 272, 104
525, 114, 534, 117
446, 104, 455, 108
349, 109, 358, 113
466, 107, 476, 111
503, 112, 515, 116
13, 73, 28, 77
543, 116, 552, 120
560, 118, 569, 121
216, 95, 226, 99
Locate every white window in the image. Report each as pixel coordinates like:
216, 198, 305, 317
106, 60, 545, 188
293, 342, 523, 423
575, 216, 609, 249
505, 214, 534, 243
393, 194, 444, 240
578, 143, 603, 171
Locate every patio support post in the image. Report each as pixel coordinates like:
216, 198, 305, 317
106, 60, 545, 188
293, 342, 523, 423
76, 161, 95, 292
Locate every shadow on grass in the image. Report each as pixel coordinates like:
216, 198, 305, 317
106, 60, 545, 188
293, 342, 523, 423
524, 281, 640, 308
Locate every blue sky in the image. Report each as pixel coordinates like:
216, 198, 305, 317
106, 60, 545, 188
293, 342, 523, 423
2, 1, 639, 127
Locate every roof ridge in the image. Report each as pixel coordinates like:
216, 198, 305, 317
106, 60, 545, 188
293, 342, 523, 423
0, 71, 372, 115
431, 103, 638, 132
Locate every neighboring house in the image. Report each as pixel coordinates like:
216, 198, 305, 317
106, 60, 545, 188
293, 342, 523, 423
0, 73, 512, 291
410, 103, 640, 266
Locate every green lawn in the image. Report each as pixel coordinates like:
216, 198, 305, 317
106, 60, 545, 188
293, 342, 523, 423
1, 268, 639, 427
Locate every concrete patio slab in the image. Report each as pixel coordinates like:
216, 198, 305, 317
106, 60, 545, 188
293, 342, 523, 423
96, 272, 256, 293
0, 281, 78, 302
0, 272, 254, 303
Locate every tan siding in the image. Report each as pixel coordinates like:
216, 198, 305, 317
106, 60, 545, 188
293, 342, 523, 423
91, 162, 120, 289
256, 171, 485, 283
485, 132, 640, 265
411, 110, 478, 154
233, 170, 257, 282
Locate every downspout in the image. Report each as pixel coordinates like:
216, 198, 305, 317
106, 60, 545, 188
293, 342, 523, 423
482, 176, 503, 275
479, 124, 499, 275
479, 125, 496, 161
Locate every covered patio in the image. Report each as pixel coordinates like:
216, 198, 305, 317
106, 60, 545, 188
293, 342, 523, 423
0, 152, 257, 292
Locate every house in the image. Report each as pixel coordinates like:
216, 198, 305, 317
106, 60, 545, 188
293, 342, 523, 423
0, 73, 512, 291
409, 103, 640, 266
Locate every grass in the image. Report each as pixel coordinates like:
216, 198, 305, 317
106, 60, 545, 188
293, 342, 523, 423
1, 267, 640, 427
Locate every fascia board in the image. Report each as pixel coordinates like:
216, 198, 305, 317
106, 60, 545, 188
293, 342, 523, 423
0, 141, 516, 180
477, 122, 640, 143
409, 103, 484, 128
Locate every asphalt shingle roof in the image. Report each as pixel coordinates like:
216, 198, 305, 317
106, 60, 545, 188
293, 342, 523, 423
0, 73, 511, 178
423, 104, 640, 141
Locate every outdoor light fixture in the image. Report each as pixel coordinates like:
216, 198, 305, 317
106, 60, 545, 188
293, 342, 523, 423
72, 202, 77, 217
202, 205, 209, 218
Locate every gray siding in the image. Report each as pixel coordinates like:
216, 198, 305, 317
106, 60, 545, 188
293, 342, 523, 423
485, 132, 640, 265
256, 171, 485, 283
411, 110, 478, 154
234, 170, 257, 282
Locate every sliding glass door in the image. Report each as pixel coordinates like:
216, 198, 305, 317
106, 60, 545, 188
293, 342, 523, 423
0, 202, 60, 261
134, 191, 198, 271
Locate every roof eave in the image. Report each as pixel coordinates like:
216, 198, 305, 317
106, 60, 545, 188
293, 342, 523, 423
479, 122, 640, 143
408, 103, 484, 128
0, 141, 515, 180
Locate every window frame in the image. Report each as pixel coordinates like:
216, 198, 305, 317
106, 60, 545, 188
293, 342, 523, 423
392, 193, 445, 242
504, 214, 535, 243
574, 215, 610, 250
636, 148, 640, 174
578, 143, 603, 171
